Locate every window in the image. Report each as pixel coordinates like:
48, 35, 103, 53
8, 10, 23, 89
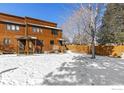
37, 28, 40, 32
11, 25, 16, 31
50, 40, 54, 45
3, 38, 11, 45
32, 27, 35, 32
32, 27, 41, 33
40, 29, 43, 33
58, 40, 63, 46
16, 25, 20, 31
51, 29, 58, 35
7, 24, 11, 30
6, 24, 20, 31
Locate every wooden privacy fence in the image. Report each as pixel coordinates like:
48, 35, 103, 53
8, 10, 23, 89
66, 44, 124, 57
66, 45, 90, 53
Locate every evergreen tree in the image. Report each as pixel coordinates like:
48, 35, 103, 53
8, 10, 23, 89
97, 4, 124, 44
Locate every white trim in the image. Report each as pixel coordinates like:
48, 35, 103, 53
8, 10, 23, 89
58, 38, 64, 41
16, 35, 37, 39
0, 20, 62, 30
0, 20, 24, 25
29, 36, 37, 39
28, 23, 62, 30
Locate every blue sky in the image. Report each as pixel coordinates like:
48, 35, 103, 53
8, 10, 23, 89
0, 3, 106, 27
0, 3, 77, 27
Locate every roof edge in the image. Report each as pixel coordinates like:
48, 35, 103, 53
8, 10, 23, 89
25, 16, 57, 25
0, 12, 57, 25
0, 12, 24, 19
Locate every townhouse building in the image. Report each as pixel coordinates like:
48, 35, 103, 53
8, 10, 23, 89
0, 12, 63, 54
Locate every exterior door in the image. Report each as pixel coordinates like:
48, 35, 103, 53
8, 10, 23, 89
35, 39, 43, 53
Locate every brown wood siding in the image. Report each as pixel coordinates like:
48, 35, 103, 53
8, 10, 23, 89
0, 22, 25, 48
28, 25, 62, 51
26, 18, 57, 27
0, 13, 62, 53
0, 14, 24, 24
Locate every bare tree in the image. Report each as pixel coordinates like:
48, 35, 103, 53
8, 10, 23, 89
88, 4, 106, 59
62, 5, 92, 44
62, 4, 105, 58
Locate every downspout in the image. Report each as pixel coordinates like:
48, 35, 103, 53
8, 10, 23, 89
25, 16, 28, 37
24, 16, 29, 55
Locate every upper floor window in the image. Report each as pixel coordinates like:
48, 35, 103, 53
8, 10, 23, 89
16, 25, 20, 31
6, 24, 20, 31
7, 24, 11, 30
51, 29, 58, 36
11, 25, 15, 31
32, 27, 42, 33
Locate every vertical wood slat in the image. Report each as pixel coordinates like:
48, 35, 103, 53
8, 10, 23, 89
0, 13, 62, 54
66, 44, 124, 57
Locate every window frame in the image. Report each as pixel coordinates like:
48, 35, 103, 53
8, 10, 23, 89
11, 25, 16, 31
58, 40, 63, 46
51, 29, 58, 36
6, 24, 20, 31
6, 24, 11, 30
15, 25, 20, 31
32, 27, 36, 32
32, 27, 42, 33
3, 38, 11, 45
50, 40, 54, 45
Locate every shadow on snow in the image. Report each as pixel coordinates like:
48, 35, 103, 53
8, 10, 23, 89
43, 55, 124, 85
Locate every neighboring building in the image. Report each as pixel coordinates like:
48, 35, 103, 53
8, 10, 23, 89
0, 12, 63, 54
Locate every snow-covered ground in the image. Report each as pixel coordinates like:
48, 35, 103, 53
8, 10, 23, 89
0, 52, 81, 85
121, 53, 124, 59
0, 52, 124, 85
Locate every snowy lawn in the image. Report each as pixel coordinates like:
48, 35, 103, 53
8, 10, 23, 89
0, 52, 124, 85
0, 53, 80, 85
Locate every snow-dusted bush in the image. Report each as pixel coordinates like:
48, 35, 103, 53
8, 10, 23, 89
66, 50, 72, 54
121, 53, 124, 59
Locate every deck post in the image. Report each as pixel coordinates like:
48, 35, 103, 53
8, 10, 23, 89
17, 40, 19, 56
26, 40, 29, 55
32, 40, 35, 54
34, 39, 37, 54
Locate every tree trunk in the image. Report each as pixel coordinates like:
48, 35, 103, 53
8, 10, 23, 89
91, 19, 96, 59
91, 35, 95, 59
